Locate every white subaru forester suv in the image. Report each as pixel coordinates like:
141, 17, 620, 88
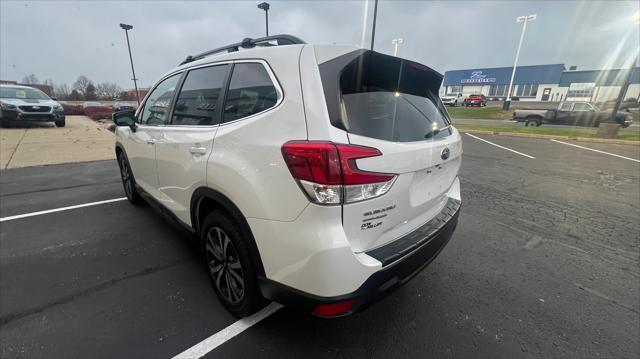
113, 35, 462, 318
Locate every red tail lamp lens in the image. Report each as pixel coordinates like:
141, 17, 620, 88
312, 299, 356, 317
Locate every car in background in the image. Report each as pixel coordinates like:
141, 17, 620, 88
0, 84, 66, 127
112, 101, 135, 112
464, 94, 487, 107
440, 93, 464, 107
82, 101, 103, 109
513, 101, 633, 127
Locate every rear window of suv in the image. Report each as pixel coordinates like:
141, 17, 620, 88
322, 51, 451, 142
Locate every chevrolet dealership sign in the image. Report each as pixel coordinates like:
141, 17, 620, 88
461, 71, 496, 84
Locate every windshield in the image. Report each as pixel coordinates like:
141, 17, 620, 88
0, 86, 49, 100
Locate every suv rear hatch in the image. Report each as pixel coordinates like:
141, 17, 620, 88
319, 50, 462, 253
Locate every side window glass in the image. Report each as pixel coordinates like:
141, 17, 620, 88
573, 103, 589, 111
223, 63, 278, 122
559, 103, 572, 111
140, 74, 181, 126
172, 65, 229, 126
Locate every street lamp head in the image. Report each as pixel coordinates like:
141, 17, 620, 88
120, 23, 133, 30
257, 2, 270, 11
516, 14, 537, 22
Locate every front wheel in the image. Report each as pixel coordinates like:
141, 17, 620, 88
55, 119, 66, 127
202, 211, 266, 317
117, 152, 142, 204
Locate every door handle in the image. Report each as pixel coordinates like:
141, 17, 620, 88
146, 139, 156, 145
189, 147, 207, 156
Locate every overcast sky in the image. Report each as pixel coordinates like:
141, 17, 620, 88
1, 0, 638, 89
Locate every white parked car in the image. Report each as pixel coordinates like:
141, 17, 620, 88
440, 93, 464, 107
0, 84, 66, 127
113, 35, 462, 318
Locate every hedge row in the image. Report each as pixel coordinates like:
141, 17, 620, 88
61, 104, 113, 120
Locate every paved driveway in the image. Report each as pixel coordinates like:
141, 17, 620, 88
0, 116, 114, 169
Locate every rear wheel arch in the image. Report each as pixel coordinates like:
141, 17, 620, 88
191, 187, 266, 277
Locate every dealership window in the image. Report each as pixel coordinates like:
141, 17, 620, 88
449, 85, 462, 93
567, 83, 595, 98
489, 84, 507, 97
514, 83, 539, 97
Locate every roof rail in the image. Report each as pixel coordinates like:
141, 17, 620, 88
179, 34, 306, 65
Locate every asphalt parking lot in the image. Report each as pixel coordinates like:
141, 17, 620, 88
1, 134, 638, 358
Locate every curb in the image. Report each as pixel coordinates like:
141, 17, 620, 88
459, 129, 639, 146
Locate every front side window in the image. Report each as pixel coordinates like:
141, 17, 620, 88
336, 51, 450, 142
559, 102, 573, 111
140, 74, 181, 126
172, 65, 229, 126
573, 103, 591, 111
223, 63, 278, 122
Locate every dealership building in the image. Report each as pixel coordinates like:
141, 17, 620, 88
442, 64, 640, 102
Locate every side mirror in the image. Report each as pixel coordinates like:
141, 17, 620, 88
113, 110, 137, 132
51, 97, 57, 101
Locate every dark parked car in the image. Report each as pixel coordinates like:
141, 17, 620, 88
513, 101, 633, 127
112, 101, 135, 112
464, 94, 487, 107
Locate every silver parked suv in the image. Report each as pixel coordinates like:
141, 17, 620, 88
113, 35, 462, 317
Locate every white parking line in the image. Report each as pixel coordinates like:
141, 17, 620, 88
0, 197, 127, 222
550, 139, 640, 163
465, 133, 536, 159
172, 302, 283, 359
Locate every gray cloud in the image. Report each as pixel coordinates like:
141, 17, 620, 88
1, 0, 638, 89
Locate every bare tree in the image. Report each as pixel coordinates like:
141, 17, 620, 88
72, 75, 93, 97
55, 83, 71, 100
21, 74, 39, 85
95, 82, 122, 100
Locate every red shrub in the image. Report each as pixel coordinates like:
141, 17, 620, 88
88, 111, 112, 121
83, 106, 112, 117
61, 103, 84, 115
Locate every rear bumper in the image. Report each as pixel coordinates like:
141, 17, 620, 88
258, 199, 460, 314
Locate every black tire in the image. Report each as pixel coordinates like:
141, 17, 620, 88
0, 119, 6, 128
117, 152, 142, 204
526, 116, 542, 127
55, 119, 66, 127
201, 211, 266, 317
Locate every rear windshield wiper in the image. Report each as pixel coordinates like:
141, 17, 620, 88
424, 125, 451, 139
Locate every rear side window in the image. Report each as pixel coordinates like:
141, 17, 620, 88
140, 74, 181, 126
223, 63, 278, 122
324, 51, 450, 142
172, 64, 229, 126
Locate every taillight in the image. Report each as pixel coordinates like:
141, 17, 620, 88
282, 141, 397, 205
512, 112, 516, 120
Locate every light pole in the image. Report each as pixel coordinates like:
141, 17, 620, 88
503, 14, 537, 110
391, 38, 404, 56
609, 11, 640, 122
119, 23, 140, 105
370, 0, 378, 50
257, 2, 270, 37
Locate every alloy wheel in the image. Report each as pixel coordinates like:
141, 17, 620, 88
119, 156, 133, 198
205, 227, 245, 304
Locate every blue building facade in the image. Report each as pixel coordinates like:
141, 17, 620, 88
442, 64, 640, 102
